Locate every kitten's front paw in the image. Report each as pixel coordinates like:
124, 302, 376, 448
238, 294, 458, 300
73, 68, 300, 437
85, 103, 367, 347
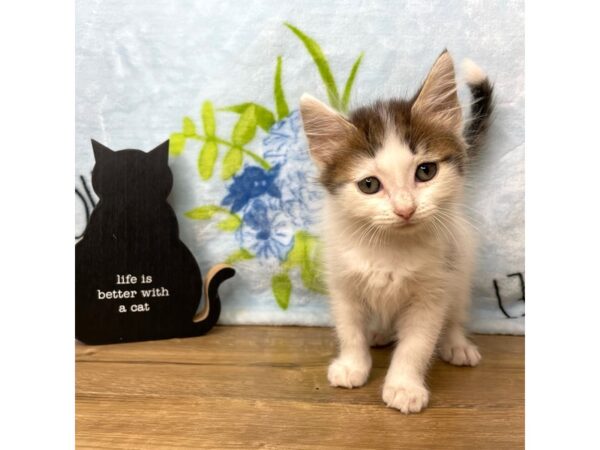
382, 379, 429, 414
328, 358, 370, 388
439, 341, 481, 367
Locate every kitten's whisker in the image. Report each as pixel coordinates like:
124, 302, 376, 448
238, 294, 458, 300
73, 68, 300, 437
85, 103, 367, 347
436, 207, 481, 232
432, 213, 460, 250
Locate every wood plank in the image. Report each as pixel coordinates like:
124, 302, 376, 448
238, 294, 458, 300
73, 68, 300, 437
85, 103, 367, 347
76, 326, 524, 449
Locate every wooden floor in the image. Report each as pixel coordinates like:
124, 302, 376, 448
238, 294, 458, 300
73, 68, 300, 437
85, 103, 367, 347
76, 326, 524, 449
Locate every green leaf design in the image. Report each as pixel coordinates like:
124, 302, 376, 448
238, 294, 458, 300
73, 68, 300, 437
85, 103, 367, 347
300, 258, 326, 294
242, 148, 271, 170
283, 235, 304, 270
217, 215, 242, 232
231, 105, 257, 146
221, 103, 275, 132
221, 146, 243, 180
274, 56, 289, 120
272, 272, 292, 310
169, 132, 186, 156
182, 117, 196, 137
225, 248, 255, 264
202, 101, 216, 137
198, 140, 218, 180
185, 205, 242, 231
185, 205, 222, 220
283, 231, 326, 294
341, 52, 364, 113
285, 22, 340, 110
283, 231, 312, 270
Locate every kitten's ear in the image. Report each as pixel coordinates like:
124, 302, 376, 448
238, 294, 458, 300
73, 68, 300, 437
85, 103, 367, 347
91, 139, 113, 162
149, 140, 170, 165
300, 94, 356, 168
412, 50, 462, 134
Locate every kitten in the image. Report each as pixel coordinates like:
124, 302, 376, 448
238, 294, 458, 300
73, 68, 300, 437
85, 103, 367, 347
299, 51, 494, 413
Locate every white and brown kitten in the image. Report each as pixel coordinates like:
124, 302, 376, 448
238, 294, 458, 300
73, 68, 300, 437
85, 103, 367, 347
299, 51, 494, 414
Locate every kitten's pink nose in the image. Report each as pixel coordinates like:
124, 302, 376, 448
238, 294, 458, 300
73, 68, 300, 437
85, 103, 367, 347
394, 206, 416, 221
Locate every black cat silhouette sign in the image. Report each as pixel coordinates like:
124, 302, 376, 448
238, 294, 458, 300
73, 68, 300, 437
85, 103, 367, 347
76, 140, 235, 345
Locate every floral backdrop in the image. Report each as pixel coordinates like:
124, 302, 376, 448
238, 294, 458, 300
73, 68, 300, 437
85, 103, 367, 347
76, 0, 525, 333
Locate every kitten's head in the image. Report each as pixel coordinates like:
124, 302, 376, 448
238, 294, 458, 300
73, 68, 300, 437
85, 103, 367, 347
300, 51, 467, 235
91, 140, 172, 200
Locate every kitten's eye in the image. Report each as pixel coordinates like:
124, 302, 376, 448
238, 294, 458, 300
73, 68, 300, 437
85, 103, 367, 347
415, 162, 438, 182
357, 177, 381, 194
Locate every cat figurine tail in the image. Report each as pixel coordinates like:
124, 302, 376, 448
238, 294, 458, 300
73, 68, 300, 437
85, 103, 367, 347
190, 263, 235, 335
75, 140, 235, 345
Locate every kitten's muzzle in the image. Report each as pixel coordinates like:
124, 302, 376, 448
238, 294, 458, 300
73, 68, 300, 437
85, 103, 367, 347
393, 205, 416, 221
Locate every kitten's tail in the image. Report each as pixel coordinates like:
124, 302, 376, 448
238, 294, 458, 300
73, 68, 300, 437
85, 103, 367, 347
462, 59, 494, 156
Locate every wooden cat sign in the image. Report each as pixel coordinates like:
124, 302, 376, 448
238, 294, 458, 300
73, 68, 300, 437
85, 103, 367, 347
76, 140, 235, 345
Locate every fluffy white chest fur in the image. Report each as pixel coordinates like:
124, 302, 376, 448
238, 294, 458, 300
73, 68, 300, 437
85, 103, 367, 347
323, 197, 475, 329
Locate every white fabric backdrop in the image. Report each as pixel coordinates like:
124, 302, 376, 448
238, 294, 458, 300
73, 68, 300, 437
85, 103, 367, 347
76, 0, 524, 334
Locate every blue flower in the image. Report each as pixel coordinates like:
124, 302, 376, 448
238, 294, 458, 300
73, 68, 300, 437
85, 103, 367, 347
220, 110, 324, 261
263, 110, 306, 162
236, 198, 294, 260
222, 164, 282, 213
263, 110, 324, 231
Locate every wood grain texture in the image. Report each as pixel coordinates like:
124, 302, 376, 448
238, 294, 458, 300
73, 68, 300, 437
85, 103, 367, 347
76, 326, 524, 449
